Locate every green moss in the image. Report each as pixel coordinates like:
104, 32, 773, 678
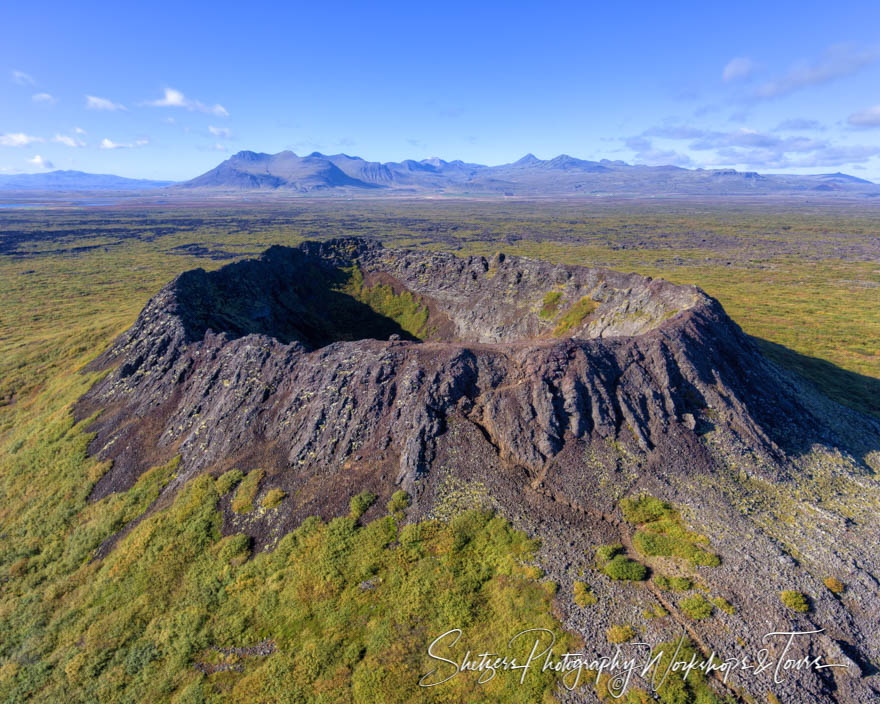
620, 494, 676, 523
214, 533, 251, 564
823, 577, 845, 594
553, 295, 597, 335
679, 594, 714, 620
216, 468, 244, 495
349, 491, 377, 520
780, 590, 810, 612
386, 490, 411, 515
343, 266, 430, 338
648, 638, 724, 703
539, 290, 563, 319
231, 469, 263, 514
603, 554, 648, 581
606, 624, 636, 644
712, 596, 736, 615
573, 581, 598, 606
623, 495, 721, 568
595, 543, 624, 563
0, 401, 576, 704
654, 575, 693, 591
261, 488, 286, 509
645, 603, 668, 619
633, 531, 720, 567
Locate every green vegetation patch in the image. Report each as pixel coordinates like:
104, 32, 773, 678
780, 590, 810, 612
603, 554, 648, 581
606, 625, 636, 644
595, 543, 624, 563
653, 575, 693, 592
216, 468, 244, 495
344, 266, 430, 339
553, 295, 598, 336
0, 442, 577, 703
386, 489, 411, 516
620, 495, 676, 524
593, 543, 647, 581
231, 469, 263, 514
646, 637, 727, 703
679, 593, 714, 620
261, 488, 286, 509
349, 490, 377, 520
573, 581, 598, 607
643, 603, 669, 619
622, 495, 721, 568
712, 596, 736, 615
539, 290, 563, 319
823, 577, 845, 594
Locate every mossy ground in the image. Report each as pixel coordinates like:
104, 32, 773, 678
622, 495, 720, 568
553, 295, 597, 336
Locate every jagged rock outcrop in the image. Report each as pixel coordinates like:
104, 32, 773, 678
76, 238, 880, 703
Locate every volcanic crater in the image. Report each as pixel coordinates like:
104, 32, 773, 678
76, 237, 880, 702
78, 237, 773, 506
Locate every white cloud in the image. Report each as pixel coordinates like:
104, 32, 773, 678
53, 134, 85, 147
11, 70, 35, 86
146, 87, 228, 116
74, 127, 87, 135
100, 137, 149, 149
150, 87, 187, 107
32, 92, 56, 104
848, 105, 880, 128
625, 136, 693, 167
213, 143, 228, 151
631, 122, 880, 171
28, 155, 53, 169
0, 132, 44, 147
689, 128, 823, 152
755, 43, 878, 100
723, 57, 756, 82
712, 144, 880, 169
86, 95, 127, 111
208, 125, 231, 138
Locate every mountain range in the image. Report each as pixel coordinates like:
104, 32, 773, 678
0, 170, 173, 191
178, 150, 880, 197
4, 156, 879, 197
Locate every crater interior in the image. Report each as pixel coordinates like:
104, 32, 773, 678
168, 238, 704, 351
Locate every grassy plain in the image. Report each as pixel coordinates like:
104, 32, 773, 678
0, 196, 877, 701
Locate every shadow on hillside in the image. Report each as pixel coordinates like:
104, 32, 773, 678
753, 337, 880, 420
176, 249, 422, 349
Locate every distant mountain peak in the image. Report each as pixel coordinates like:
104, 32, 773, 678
514, 153, 540, 166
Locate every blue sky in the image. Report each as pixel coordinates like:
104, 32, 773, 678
2, 1, 880, 180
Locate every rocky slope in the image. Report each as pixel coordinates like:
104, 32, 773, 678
76, 238, 880, 702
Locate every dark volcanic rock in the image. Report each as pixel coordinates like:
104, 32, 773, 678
76, 238, 880, 703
